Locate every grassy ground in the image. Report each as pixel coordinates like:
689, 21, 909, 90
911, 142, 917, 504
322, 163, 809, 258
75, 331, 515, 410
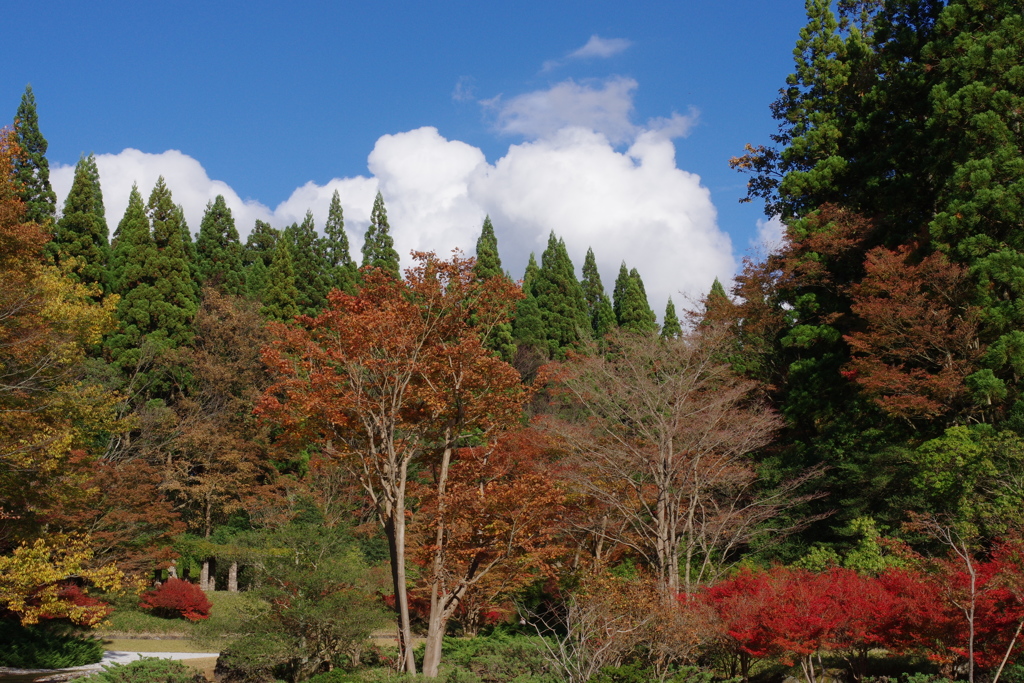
97, 591, 257, 643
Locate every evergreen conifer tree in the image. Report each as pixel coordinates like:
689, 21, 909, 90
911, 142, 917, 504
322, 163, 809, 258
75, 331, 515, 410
244, 220, 279, 267
361, 191, 400, 278
52, 154, 109, 293
323, 190, 358, 294
613, 263, 657, 333
473, 216, 504, 280
107, 186, 158, 367
145, 177, 199, 347
472, 216, 515, 361
13, 85, 56, 226
581, 247, 616, 340
261, 238, 301, 322
513, 253, 546, 353
195, 195, 245, 295
533, 233, 590, 357
284, 211, 331, 315
661, 297, 682, 339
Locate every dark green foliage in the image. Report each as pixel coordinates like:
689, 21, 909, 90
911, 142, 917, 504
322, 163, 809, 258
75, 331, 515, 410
581, 248, 616, 341
13, 85, 57, 226
513, 253, 547, 355
107, 186, 158, 367
244, 220, 279, 268
0, 620, 104, 668
145, 177, 200, 346
661, 297, 682, 339
213, 523, 386, 683
196, 195, 245, 296
260, 238, 300, 322
474, 216, 503, 280
284, 211, 332, 315
80, 657, 204, 683
533, 233, 590, 358
52, 154, 110, 293
360, 191, 400, 279
323, 190, 358, 294
474, 216, 516, 362
437, 631, 555, 683
613, 264, 657, 334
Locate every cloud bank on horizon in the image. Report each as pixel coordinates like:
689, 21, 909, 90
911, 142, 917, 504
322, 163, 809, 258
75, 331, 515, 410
52, 70, 735, 318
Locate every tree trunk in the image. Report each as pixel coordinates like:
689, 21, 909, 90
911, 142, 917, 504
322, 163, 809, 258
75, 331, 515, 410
385, 511, 416, 674
228, 561, 238, 592
422, 606, 448, 678
422, 442, 455, 678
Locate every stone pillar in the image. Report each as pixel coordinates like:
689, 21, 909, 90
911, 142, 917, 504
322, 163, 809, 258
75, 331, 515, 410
167, 560, 178, 580
228, 561, 238, 593
200, 560, 210, 591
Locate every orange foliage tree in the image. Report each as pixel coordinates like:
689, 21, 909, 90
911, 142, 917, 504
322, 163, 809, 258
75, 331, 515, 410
259, 252, 525, 675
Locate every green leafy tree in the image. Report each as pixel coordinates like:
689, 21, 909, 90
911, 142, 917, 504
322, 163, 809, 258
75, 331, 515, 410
145, 177, 199, 348
195, 195, 245, 295
51, 154, 109, 294
474, 216, 515, 361
661, 297, 682, 339
283, 211, 331, 316
107, 186, 158, 367
361, 191, 400, 278
323, 190, 358, 294
533, 233, 590, 358
260, 238, 300, 322
613, 264, 657, 334
512, 253, 546, 355
581, 247, 616, 341
13, 85, 56, 226
243, 220, 279, 299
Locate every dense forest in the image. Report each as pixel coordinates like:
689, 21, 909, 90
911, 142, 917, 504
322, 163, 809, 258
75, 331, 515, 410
3, 1, 1024, 682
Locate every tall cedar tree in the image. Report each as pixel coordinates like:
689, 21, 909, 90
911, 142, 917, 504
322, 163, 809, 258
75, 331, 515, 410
323, 190, 358, 294
512, 253, 546, 375
361, 191, 400, 279
533, 233, 590, 358
195, 195, 245, 296
243, 219, 278, 298
613, 263, 657, 333
107, 186, 158, 368
661, 297, 682, 339
284, 211, 331, 315
145, 177, 199, 349
259, 253, 524, 675
473, 216, 516, 361
260, 237, 300, 322
51, 154, 110, 294
13, 86, 56, 226
581, 247, 616, 340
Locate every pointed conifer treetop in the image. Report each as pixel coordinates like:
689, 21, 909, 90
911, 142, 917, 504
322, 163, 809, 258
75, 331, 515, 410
533, 232, 591, 357
245, 220, 279, 267
324, 190, 358, 294
661, 297, 682, 339
614, 263, 657, 334
581, 247, 616, 340
196, 195, 245, 295
473, 216, 503, 280
109, 184, 152, 296
285, 210, 332, 315
144, 177, 199, 346
13, 85, 57, 226
513, 252, 546, 353
53, 154, 109, 293
361, 191, 400, 279
261, 238, 300, 322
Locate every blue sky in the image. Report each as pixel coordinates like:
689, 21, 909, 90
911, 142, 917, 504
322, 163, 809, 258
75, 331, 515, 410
3, 1, 810, 314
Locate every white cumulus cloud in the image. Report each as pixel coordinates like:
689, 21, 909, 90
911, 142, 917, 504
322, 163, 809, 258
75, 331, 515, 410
753, 214, 786, 253
570, 35, 632, 59
53, 125, 732, 322
485, 77, 698, 146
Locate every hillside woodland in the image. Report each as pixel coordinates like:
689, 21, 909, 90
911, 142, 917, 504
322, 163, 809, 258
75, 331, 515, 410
3, 2, 1024, 681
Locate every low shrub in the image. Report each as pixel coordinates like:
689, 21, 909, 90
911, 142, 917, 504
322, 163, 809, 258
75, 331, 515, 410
0, 619, 105, 668
138, 578, 212, 622
80, 657, 205, 683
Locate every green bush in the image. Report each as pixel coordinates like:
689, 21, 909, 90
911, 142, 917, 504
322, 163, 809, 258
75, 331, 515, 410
306, 670, 365, 683
439, 633, 555, 683
0, 620, 105, 668
79, 657, 204, 683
